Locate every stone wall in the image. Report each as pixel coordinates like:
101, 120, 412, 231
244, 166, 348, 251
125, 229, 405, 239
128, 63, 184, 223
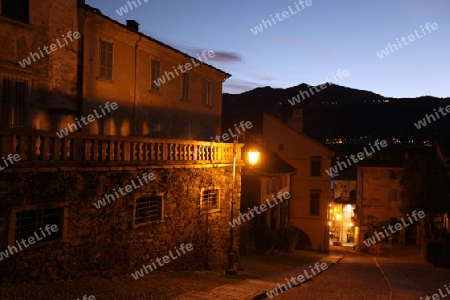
0, 165, 241, 284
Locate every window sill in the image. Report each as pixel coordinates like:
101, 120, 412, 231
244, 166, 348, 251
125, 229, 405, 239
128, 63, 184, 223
97, 76, 114, 83
133, 219, 165, 229
0, 16, 32, 28
201, 208, 221, 215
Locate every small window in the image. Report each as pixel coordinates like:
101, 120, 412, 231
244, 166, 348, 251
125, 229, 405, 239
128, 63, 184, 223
200, 188, 219, 212
182, 72, 190, 100
203, 79, 215, 107
389, 189, 398, 201
1, 0, 29, 23
15, 208, 63, 242
266, 178, 274, 194
0, 79, 27, 128
310, 189, 321, 216
151, 59, 161, 92
310, 156, 322, 177
135, 195, 164, 224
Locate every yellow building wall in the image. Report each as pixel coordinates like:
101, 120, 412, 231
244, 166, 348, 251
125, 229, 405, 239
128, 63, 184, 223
262, 113, 334, 251
80, 10, 228, 139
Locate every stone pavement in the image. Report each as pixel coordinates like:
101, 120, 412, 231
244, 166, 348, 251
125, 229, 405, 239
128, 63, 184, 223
177, 246, 450, 300
175, 255, 343, 300
375, 247, 450, 300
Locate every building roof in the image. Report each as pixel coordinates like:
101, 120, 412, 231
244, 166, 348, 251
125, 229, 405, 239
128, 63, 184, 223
263, 112, 335, 156
79, 4, 231, 78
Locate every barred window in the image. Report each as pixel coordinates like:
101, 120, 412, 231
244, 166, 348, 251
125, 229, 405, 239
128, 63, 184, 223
201, 188, 219, 212
15, 208, 63, 242
135, 195, 163, 224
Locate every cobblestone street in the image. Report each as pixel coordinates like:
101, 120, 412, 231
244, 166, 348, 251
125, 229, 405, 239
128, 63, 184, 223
1, 247, 449, 299
269, 246, 450, 300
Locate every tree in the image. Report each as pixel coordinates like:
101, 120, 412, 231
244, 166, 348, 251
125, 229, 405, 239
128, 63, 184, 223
400, 149, 450, 242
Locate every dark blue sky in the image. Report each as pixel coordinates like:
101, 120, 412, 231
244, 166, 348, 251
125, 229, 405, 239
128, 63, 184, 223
87, 0, 450, 98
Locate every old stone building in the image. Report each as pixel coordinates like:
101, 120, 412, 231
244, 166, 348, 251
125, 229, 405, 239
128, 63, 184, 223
0, 0, 236, 283
355, 156, 418, 251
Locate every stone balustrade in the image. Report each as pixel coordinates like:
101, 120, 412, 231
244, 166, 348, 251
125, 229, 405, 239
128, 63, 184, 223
0, 130, 241, 167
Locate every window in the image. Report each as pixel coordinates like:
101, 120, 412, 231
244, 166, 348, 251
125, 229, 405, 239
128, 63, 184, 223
266, 178, 274, 194
389, 170, 398, 180
99, 39, 113, 80
310, 156, 322, 177
310, 189, 321, 215
200, 188, 219, 212
135, 195, 164, 224
1, 0, 29, 23
203, 79, 215, 106
0, 79, 27, 128
149, 115, 161, 138
15, 208, 63, 242
182, 72, 190, 100
151, 59, 161, 92
275, 177, 282, 190
389, 189, 398, 201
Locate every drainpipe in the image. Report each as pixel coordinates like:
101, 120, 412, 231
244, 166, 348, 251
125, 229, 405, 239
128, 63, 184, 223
134, 36, 142, 135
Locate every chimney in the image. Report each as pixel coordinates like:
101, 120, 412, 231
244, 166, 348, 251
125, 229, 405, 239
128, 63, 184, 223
126, 20, 140, 32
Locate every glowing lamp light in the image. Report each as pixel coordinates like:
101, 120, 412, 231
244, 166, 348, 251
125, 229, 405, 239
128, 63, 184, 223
336, 214, 341, 220
328, 221, 332, 226
247, 150, 260, 165
350, 222, 353, 226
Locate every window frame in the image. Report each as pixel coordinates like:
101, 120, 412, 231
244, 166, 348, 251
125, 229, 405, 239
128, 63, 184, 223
310, 156, 322, 177
181, 72, 190, 101
203, 79, 216, 107
0, 78, 28, 128
389, 189, 398, 201
98, 38, 114, 81
200, 188, 220, 213
133, 193, 165, 227
151, 58, 161, 93
8, 203, 68, 245
309, 189, 321, 216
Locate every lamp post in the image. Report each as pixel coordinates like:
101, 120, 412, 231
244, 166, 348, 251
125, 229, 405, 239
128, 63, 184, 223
226, 136, 259, 275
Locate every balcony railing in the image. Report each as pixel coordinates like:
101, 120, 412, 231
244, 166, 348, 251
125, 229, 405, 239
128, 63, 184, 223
0, 130, 241, 167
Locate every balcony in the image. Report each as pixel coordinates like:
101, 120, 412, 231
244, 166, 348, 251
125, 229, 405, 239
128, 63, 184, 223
0, 129, 241, 171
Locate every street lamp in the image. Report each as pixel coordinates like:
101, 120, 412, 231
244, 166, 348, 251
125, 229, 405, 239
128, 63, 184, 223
226, 136, 259, 275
